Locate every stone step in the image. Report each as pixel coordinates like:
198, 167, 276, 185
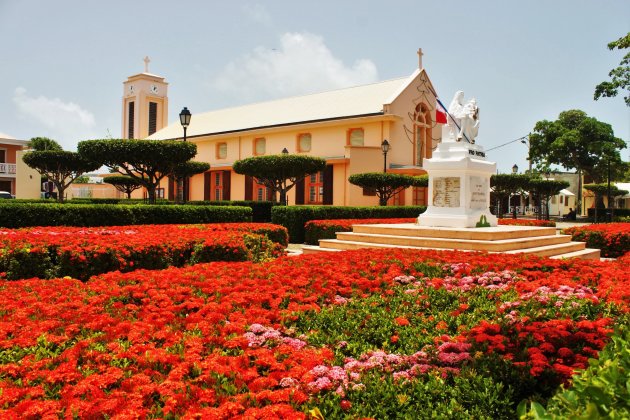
333, 232, 572, 252
318, 239, 431, 251
550, 248, 601, 260
351, 223, 557, 240
313, 239, 591, 259
301, 245, 342, 254
501, 241, 585, 257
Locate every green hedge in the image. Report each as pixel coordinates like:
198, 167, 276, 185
187, 200, 280, 223
271, 206, 427, 243
0, 203, 252, 228
587, 207, 630, 222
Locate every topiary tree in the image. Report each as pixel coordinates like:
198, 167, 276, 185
104, 175, 143, 199
584, 183, 629, 222
348, 173, 428, 206
528, 178, 569, 220
490, 174, 531, 218
78, 139, 197, 204
22, 150, 100, 202
27, 136, 63, 151
233, 154, 327, 204
172, 161, 211, 203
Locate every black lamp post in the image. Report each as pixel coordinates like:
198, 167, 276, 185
179, 107, 191, 142
178, 107, 192, 203
512, 164, 518, 174
282, 147, 289, 154
381, 139, 390, 173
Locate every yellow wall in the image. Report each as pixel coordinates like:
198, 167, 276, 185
15, 150, 41, 199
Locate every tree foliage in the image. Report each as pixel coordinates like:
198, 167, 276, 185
490, 174, 531, 218
528, 178, 570, 220
173, 161, 211, 179
594, 32, 630, 107
103, 175, 143, 199
22, 151, 100, 202
529, 110, 625, 180
348, 173, 428, 206
27, 137, 62, 151
78, 139, 197, 204
233, 154, 327, 204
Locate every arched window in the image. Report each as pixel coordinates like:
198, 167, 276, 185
414, 104, 432, 166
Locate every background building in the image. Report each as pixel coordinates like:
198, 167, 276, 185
135, 52, 443, 205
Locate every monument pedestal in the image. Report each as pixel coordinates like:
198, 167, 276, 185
417, 140, 497, 228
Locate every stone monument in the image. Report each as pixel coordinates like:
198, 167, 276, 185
417, 91, 497, 228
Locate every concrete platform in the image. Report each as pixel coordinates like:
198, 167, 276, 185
302, 223, 600, 260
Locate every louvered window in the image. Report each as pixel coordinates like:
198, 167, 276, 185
148, 102, 158, 135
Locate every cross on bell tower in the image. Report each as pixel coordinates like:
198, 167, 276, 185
143, 56, 151, 73
417, 48, 424, 69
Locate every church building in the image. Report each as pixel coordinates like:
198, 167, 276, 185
123, 51, 444, 205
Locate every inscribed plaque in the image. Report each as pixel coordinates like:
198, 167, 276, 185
433, 177, 460, 207
469, 176, 487, 209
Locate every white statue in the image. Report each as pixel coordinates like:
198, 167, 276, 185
446, 91, 480, 143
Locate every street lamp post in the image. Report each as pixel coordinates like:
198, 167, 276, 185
179, 107, 192, 203
381, 139, 390, 173
510, 164, 519, 218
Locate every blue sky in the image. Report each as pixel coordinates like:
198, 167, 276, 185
0, 0, 628, 174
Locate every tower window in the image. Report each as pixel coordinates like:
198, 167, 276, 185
128, 102, 135, 139
148, 102, 158, 135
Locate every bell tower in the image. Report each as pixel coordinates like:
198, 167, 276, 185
122, 56, 169, 139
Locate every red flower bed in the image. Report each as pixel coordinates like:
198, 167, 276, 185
498, 219, 556, 227
0, 223, 288, 280
562, 223, 630, 258
304, 218, 415, 244
0, 248, 627, 417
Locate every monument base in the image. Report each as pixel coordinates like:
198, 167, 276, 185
417, 209, 497, 229
416, 135, 497, 228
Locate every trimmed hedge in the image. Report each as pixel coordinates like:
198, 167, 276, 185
187, 200, 280, 223
0, 223, 287, 280
272, 205, 426, 243
0, 203, 251, 228
587, 207, 630, 222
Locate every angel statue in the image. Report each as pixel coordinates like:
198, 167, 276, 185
446, 91, 480, 143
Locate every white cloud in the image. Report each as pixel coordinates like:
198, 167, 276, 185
13, 87, 97, 150
211, 32, 378, 102
241, 3, 272, 26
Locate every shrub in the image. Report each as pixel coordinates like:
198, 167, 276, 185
562, 222, 630, 258
304, 218, 416, 245
497, 219, 556, 227
186, 200, 280, 222
0, 223, 287, 280
0, 203, 252, 228
518, 320, 630, 419
272, 205, 426, 243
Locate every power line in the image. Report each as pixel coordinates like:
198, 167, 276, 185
485, 135, 529, 152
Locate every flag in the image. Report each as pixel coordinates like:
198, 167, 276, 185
436, 101, 448, 124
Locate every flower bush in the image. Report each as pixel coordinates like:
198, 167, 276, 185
562, 222, 630, 258
0, 223, 287, 280
0, 247, 628, 418
497, 219, 556, 227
